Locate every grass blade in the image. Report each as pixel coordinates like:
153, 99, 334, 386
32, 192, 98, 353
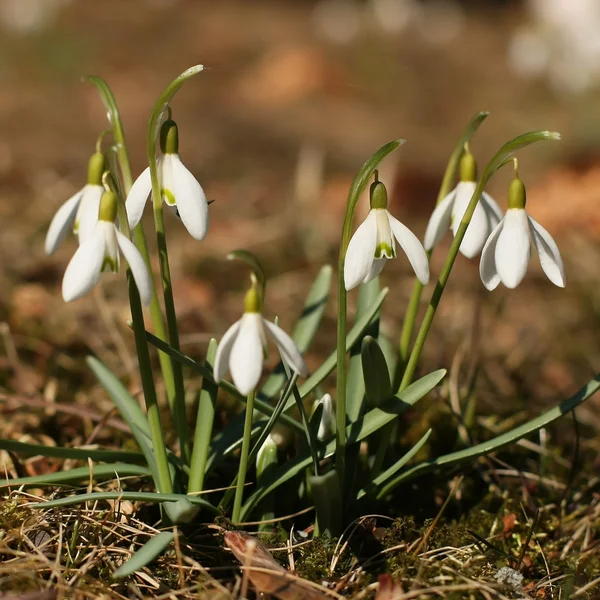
113, 531, 175, 579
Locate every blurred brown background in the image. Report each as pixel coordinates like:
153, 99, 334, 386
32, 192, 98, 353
1, 0, 600, 443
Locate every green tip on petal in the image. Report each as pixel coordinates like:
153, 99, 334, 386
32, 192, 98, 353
508, 177, 526, 209
459, 150, 477, 182
98, 190, 118, 222
159, 119, 179, 155
369, 180, 388, 210
87, 152, 105, 186
244, 284, 261, 314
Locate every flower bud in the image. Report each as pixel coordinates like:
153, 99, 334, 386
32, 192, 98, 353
507, 177, 526, 210
159, 119, 179, 155
98, 191, 118, 223
87, 152, 105, 186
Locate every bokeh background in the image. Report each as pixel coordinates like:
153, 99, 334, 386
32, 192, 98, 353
1, 0, 599, 451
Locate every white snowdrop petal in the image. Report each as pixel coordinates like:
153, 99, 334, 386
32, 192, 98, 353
362, 257, 387, 284
387, 212, 430, 285
450, 181, 488, 258
263, 319, 308, 377
423, 188, 456, 251
479, 218, 504, 290
169, 156, 209, 241
495, 209, 531, 289
62, 227, 106, 301
213, 319, 242, 383
45, 188, 84, 255
116, 230, 153, 305
481, 191, 504, 224
125, 167, 152, 230
449, 181, 477, 236
76, 185, 103, 244
229, 313, 265, 395
528, 215, 566, 287
344, 211, 378, 291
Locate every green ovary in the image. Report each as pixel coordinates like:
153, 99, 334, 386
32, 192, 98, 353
375, 242, 395, 259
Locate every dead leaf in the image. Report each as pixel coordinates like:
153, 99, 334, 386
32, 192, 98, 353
375, 574, 403, 600
224, 530, 331, 600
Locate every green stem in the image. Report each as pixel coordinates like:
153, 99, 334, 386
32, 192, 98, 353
335, 140, 404, 504
112, 178, 172, 495
399, 130, 560, 392
86, 75, 180, 440
394, 112, 489, 391
233, 390, 256, 523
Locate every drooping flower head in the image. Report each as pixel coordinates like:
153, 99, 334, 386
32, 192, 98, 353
62, 190, 152, 304
126, 117, 209, 240
45, 151, 105, 255
213, 283, 308, 395
343, 175, 430, 291
424, 147, 503, 258
479, 173, 565, 290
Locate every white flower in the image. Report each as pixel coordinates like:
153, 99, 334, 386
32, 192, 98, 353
314, 393, 335, 441
62, 191, 152, 305
424, 181, 503, 259
126, 119, 209, 241
479, 177, 565, 290
214, 288, 308, 395
45, 152, 106, 255
344, 180, 429, 291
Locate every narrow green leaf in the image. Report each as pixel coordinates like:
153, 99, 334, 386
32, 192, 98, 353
299, 287, 389, 399
140, 329, 304, 434
358, 429, 431, 499
311, 470, 343, 537
347, 277, 382, 423
379, 374, 600, 496
28, 491, 219, 514
361, 336, 392, 410
0, 464, 151, 488
113, 531, 175, 579
188, 339, 219, 494
240, 369, 446, 519
0, 439, 145, 464
87, 357, 159, 478
261, 265, 332, 400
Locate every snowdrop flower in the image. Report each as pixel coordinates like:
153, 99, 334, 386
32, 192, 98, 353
314, 393, 336, 441
424, 149, 503, 258
214, 285, 308, 395
480, 176, 565, 290
344, 178, 429, 290
45, 152, 105, 255
126, 118, 209, 240
62, 190, 152, 304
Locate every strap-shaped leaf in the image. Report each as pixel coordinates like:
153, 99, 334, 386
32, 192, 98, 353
361, 336, 392, 410
28, 490, 219, 514
113, 531, 175, 579
0, 463, 151, 488
379, 374, 600, 496
87, 357, 160, 479
240, 369, 445, 519
357, 429, 432, 499
0, 439, 144, 464
260, 265, 332, 400
299, 287, 389, 399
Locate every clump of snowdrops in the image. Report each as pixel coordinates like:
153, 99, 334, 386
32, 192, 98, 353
2, 66, 598, 577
